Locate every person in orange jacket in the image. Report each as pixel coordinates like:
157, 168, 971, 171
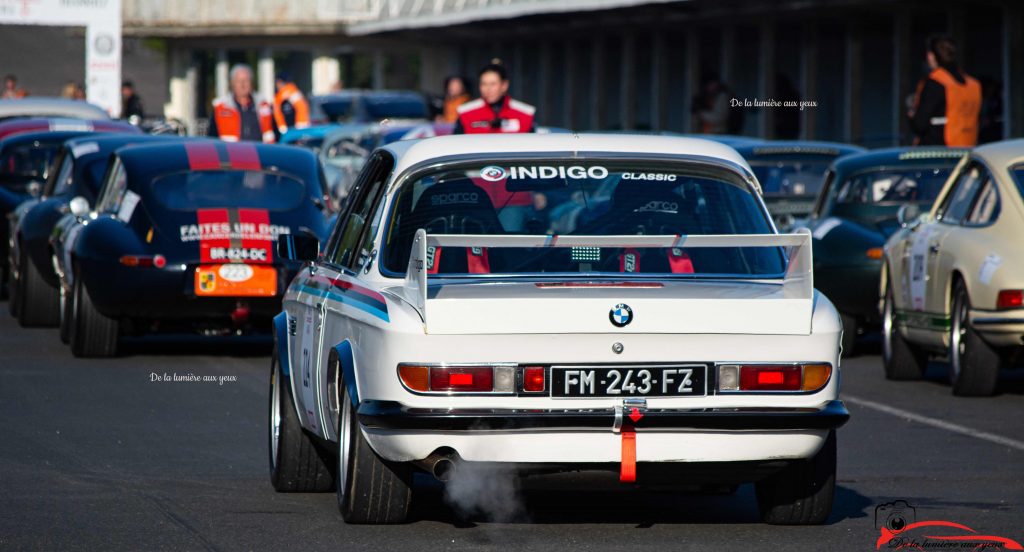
273, 73, 310, 135
438, 76, 470, 124
2, 74, 27, 99
208, 64, 275, 143
908, 35, 981, 146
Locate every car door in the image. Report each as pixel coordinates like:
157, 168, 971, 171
901, 161, 986, 345
931, 163, 1001, 347
289, 151, 393, 439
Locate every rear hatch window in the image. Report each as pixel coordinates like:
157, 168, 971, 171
149, 170, 306, 211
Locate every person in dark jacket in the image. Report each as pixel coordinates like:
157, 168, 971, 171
121, 81, 145, 120
908, 35, 981, 146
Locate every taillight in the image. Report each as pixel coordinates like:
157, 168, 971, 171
120, 254, 166, 268
430, 367, 493, 392
997, 290, 1023, 309
398, 364, 535, 394
398, 365, 429, 392
523, 366, 546, 393
718, 363, 832, 392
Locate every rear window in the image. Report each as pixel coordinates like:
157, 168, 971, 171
150, 170, 307, 211
749, 159, 831, 197
319, 98, 354, 122
1, 143, 59, 181
834, 166, 952, 204
363, 95, 427, 120
381, 160, 783, 277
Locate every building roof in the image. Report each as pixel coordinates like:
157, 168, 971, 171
347, 0, 687, 35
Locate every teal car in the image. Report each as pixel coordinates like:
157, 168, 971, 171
801, 147, 968, 354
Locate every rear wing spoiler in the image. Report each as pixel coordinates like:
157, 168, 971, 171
401, 229, 813, 320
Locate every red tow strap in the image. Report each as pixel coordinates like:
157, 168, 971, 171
620, 427, 637, 483
620, 406, 644, 483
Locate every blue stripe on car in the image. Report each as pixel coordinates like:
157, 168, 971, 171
298, 284, 390, 323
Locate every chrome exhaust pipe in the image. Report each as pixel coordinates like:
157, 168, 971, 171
416, 450, 459, 482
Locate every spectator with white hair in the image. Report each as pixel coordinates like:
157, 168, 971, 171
208, 64, 275, 143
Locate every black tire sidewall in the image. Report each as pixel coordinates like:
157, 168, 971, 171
950, 282, 1000, 396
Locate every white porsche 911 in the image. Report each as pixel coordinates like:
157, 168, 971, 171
268, 133, 849, 525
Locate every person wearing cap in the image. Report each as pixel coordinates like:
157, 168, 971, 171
453, 61, 536, 134
208, 64, 275, 143
908, 34, 982, 146
273, 72, 311, 135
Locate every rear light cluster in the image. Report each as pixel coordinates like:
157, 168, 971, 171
997, 290, 1023, 310
398, 364, 546, 394
120, 254, 166, 268
717, 363, 831, 393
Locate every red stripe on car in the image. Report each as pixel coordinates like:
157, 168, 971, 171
227, 143, 261, 170
238, 208, 273, 264
197, 208, 231, 263
185, 142, 221, 170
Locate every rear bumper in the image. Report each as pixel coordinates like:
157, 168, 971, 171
970, 308, 1024, 348
357, 399, 849, 432
80, 259, 291, 321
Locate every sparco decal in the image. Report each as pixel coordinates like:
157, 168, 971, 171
622, 172, 678, 181
508, 166, 609, 180
636, 200, 680, 213
431, 192, 479, 206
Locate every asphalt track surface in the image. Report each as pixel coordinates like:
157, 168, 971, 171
1, 314, 1022, 551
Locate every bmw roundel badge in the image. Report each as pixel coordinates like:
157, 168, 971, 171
609, 303, 633, 327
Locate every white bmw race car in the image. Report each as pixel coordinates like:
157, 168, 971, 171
268, 133, 849, 525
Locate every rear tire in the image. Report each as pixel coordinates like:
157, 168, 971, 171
268, 349, 335, 492
839, 312, 857, 357
336, 387, 412, 524
949, 281, 1000, 396
755, 430, 836, 525
882, 284, 926, 380
15, 247, 60, 327
69, 267, 119, 358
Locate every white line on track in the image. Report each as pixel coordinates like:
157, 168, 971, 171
844, 394, 1024, 452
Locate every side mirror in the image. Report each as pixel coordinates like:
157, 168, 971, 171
897, 204, 921, 227
277, 234, 319, 262
69, 196, 90, 218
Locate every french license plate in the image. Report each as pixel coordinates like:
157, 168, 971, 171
551, 365, 708, 397
194, 264, 277, 297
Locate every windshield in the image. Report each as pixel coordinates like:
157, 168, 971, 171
319, 98, 354, 122
363, 95, 427, 120
46, 151, 74, 196
381, 161, 783, 277
834, 166, 953, 205
1, 143, 59, 182
150, 170, 307, 211
749, 160, 831, 197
